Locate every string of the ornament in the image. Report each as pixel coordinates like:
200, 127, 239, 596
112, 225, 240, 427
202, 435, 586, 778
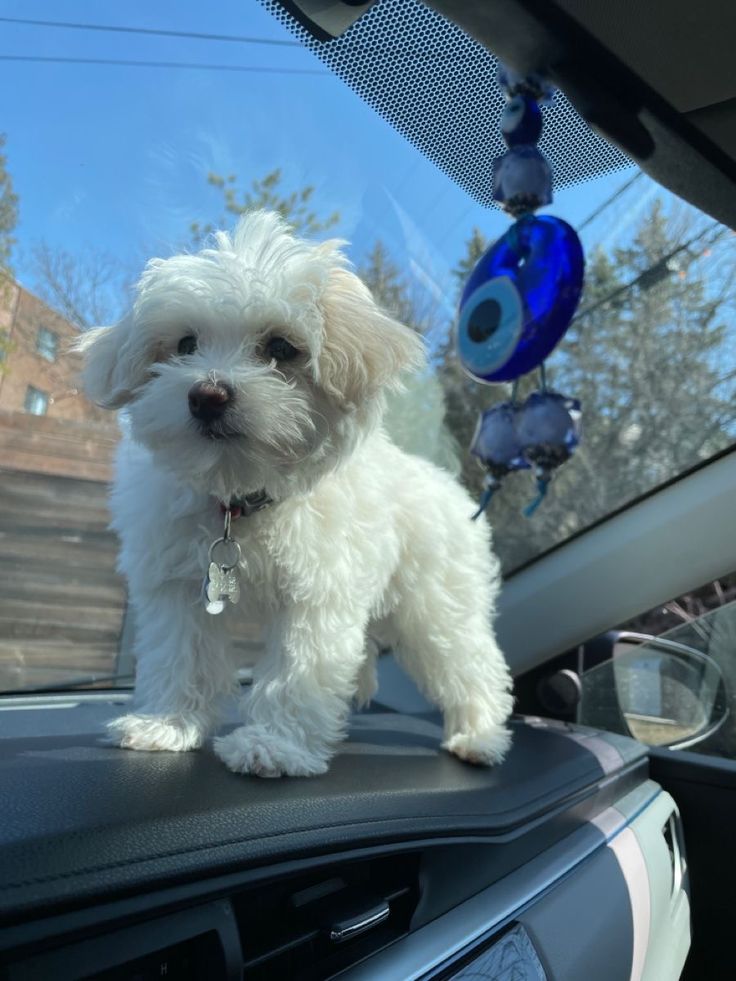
522, 364, 551, 516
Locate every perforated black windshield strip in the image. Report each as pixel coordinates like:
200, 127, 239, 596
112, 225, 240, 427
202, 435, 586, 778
259, 0, 631, 204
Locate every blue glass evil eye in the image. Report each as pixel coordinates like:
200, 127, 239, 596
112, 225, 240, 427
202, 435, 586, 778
457, 276, 523, 382
500, 96, 543, 147
457, 215, 585, 383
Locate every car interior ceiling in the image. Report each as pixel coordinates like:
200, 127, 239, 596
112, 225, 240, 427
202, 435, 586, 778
3, 1, 736, 979
431, 0, 736, 230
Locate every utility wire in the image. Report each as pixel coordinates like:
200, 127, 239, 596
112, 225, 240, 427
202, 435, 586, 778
445, 169, 643, 251
0, 14, 301, 47
572, 221, 724, 323
578, 170, 644, 231
0, 54, 328, 75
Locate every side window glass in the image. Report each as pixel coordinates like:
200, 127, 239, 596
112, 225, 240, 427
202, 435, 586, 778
577, 575, 736, 756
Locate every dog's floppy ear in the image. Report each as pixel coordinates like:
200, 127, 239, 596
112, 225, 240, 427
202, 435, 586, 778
74, 315, 147, 409
318, 265, 426, 408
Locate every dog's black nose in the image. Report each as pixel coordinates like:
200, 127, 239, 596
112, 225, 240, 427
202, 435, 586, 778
188, 380, 233, 423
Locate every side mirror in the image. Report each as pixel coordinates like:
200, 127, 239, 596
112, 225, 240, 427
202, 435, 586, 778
579, 633, 728, 748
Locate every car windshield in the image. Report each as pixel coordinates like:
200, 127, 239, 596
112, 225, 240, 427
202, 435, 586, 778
1, 1, 736, 694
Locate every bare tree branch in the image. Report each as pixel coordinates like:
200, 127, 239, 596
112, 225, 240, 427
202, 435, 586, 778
30, 242, 131, 329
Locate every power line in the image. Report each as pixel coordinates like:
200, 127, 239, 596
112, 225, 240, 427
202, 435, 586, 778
0, 54, 328, 75
0, 14, 301, 47
443, 168, 643, 249
572, 221, 724, 323
578, 170, 644, 231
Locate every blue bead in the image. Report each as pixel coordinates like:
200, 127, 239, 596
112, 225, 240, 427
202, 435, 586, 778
492, 145, 553, 217
469, 402, 529, 475
501, 96, 543, 147
457, 215, 585, 382
515, 391, 581, 472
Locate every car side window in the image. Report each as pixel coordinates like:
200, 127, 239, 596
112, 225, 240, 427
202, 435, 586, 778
577, 574, 736, 758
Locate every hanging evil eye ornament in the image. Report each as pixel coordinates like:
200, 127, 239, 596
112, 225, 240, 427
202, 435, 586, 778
456, 63, 585, 519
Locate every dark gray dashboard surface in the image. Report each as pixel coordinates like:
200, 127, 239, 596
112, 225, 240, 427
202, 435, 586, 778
0, 698, 646, 923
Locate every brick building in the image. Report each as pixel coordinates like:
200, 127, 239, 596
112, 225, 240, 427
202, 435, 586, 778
0, 279, 261, 692
0, 278, 126, 691
0, 278, 111, 422
0, 278, 119, 480
0, 278, 125, 692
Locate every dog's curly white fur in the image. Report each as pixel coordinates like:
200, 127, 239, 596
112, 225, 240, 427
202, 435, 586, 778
78, 211, 513, 777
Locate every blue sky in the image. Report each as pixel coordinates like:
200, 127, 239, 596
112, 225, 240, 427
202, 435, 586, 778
1, 0, 646, 318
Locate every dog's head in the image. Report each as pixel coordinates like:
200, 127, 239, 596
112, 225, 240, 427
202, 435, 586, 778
77, 211, 425, 499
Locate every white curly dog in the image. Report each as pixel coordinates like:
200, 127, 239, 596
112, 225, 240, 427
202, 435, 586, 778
78, 211, 513, 777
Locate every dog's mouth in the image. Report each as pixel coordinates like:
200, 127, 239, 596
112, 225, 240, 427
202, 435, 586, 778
197, 422, 242, 441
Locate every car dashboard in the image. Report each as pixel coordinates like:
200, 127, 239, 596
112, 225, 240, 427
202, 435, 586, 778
0, 696, 689, 980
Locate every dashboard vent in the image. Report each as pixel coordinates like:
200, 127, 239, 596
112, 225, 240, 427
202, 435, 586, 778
235, 852, 420, 980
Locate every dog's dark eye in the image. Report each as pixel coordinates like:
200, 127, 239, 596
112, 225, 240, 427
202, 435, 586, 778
265, 336, 300, 362
177, 335, 197, 356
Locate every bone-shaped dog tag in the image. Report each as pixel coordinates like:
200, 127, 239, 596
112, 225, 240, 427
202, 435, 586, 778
204, 560, 240, 615
203, 509, 242, 615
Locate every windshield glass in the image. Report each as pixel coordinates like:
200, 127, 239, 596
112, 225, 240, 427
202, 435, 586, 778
2, 2, 735, 693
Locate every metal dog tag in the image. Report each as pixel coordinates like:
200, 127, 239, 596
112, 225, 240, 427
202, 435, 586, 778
203, 510, 242, 615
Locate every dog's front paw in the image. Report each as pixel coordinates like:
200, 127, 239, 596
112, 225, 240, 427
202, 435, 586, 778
213, 725, 329, 778
106, 713, 206, 752
443, 726, 512, 767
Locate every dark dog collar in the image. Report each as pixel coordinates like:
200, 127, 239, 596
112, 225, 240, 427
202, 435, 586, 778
218, 491, 273, 520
